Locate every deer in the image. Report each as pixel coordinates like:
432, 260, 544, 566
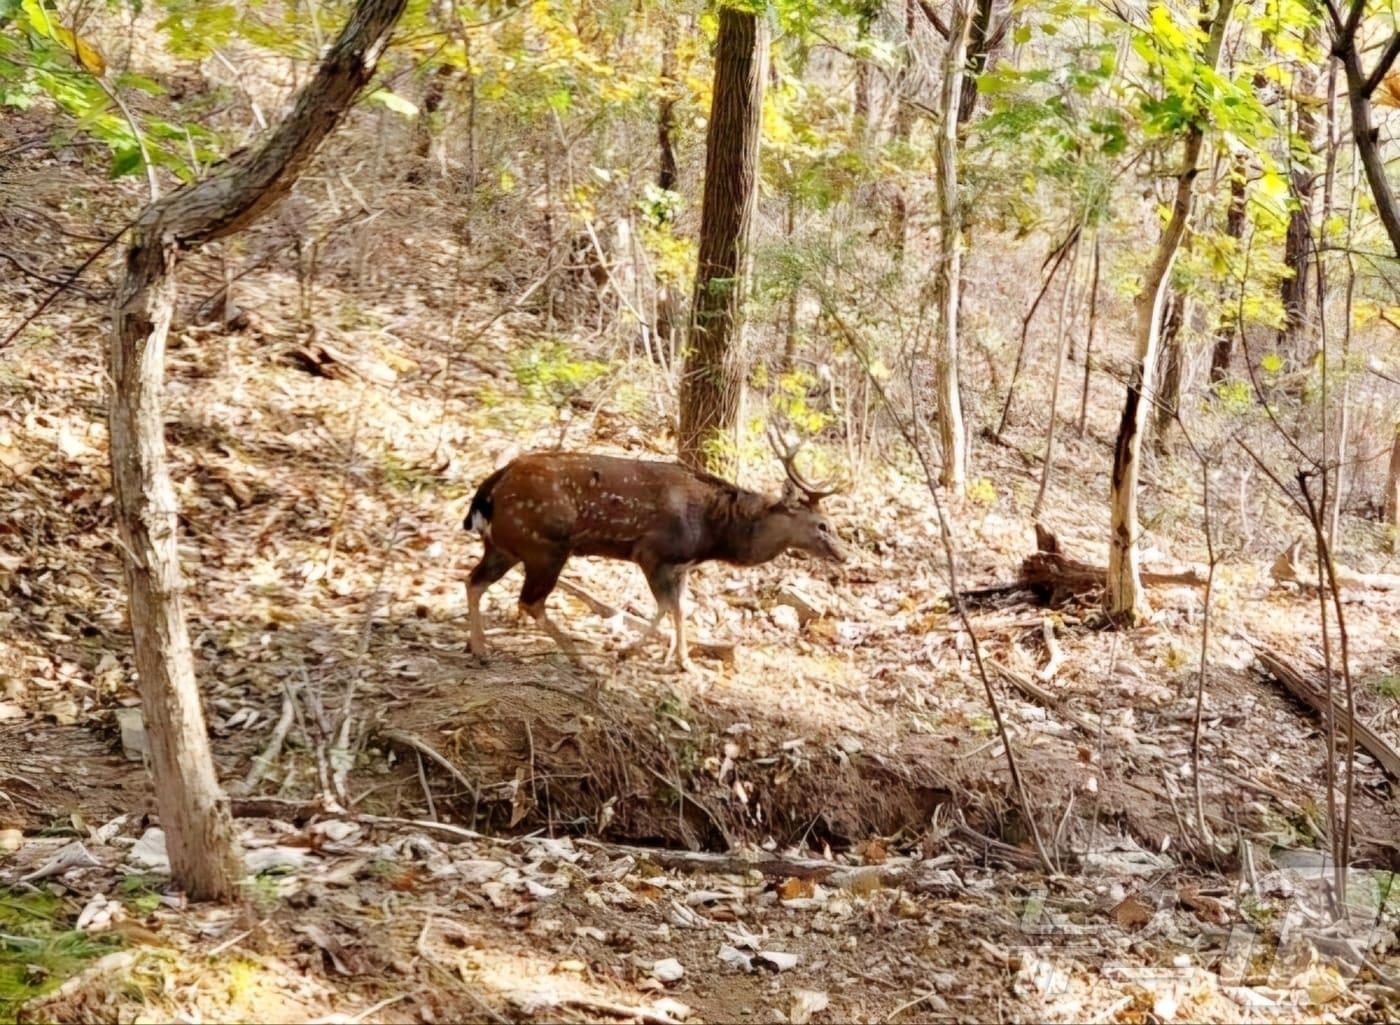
463, 431, 844, 674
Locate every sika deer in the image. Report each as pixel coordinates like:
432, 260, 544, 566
463, 433, 844, 672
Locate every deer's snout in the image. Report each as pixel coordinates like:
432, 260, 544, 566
816, 533, 847, 564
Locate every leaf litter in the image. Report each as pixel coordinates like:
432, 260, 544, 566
1, 94, 1398, 1024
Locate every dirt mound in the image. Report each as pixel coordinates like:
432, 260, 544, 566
376, 664, 961, 851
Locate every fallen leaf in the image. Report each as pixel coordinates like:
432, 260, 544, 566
717, 944, 754, 972
652, 957, 684, 983
756, 950, 799, 972
790, 989, 829, 1024
1110, 894, 1154, 932
778, 876, 814, 901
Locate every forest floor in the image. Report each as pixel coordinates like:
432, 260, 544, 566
2, 108, 1399, 1023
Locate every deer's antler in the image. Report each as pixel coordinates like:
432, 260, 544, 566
766, 425, 843, 503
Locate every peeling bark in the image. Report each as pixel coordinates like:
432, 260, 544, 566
108, 0, 407, 900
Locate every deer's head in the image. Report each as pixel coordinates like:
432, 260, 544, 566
767, 427, 846, 564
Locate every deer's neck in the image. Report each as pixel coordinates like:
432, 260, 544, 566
709, 490, 786, 566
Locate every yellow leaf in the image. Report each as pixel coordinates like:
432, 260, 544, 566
1375, 70, 1400, 110
32, 9, 106, 76
73, 34, 106, 75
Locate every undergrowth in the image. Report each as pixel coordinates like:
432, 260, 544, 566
0, 889, 122, 1023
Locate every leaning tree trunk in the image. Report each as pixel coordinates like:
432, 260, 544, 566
677, 6, 769, 470
932, 0, 972, 489
109, 0, 407, 900
1106, 0, 1234, 625
1330, 5, 1400, 258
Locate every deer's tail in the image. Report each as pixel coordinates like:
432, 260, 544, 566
465, 464, 509, 534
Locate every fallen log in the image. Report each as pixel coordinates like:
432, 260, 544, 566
1019, 550, 1207, 596
1254, 648, 1400, 780
1270, 540, 1400, 592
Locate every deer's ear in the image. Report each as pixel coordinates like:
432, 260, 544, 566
780, 479, 804, 509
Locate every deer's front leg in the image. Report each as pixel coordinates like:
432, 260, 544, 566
467, 544, 518, 661
667, 568, 692, 672
642, 563, 691, 671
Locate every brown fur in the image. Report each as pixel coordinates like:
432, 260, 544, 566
464, 452, 844, 672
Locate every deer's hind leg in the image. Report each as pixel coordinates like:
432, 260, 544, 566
468, 542, 518, 658
518, 550, 582, 664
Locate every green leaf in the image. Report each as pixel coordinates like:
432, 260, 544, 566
108, 146, 143, 178
368, 88, 418, 118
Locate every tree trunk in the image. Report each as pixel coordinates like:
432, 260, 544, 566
1279, 48, 1319, 358
1333, 14, 1400, 259
1209, 158, 1247, 383
957, 0, 999, 123
108, 0, 407, 900
1032, 235, 1082, 518
1386, 423, 1400, 551
1106, 0, 1234, 625
657, 21, 679, 194
932, 0, 973, 489
890, 0, 918, 263
677, 7, 769, 470
1152, 288, 1188, 451
1076, 233, 1101, 437
782, 193, 799, 371
654, 18, 680, 365
413, 63, 451, 164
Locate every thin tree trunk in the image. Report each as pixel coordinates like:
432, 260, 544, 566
677, 7, 769, 469
1279, 44, 1319, 357
782, 193, 799, 371
654, 18, 680, 365
1076, 233, 1101, 437
1329, 154, 1361, 545
933, 0, 973, 488
1209, 158, 1247, 383
657, 22, 679, 194
1106, 0, 1234, 625
1032, 234, 1082, 518
413, 63, 450, 164
108, 0, 407, 900
1152, 288, 1189, 451
891, 0, 918, 264
1385, 423, 1400, 551
854, 57, 872, 143
957, 0, 1000, 123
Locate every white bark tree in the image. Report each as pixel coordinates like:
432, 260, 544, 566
109, 0, 408, 899
932, 0, 972, 489
1105, 0, 1235, 624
